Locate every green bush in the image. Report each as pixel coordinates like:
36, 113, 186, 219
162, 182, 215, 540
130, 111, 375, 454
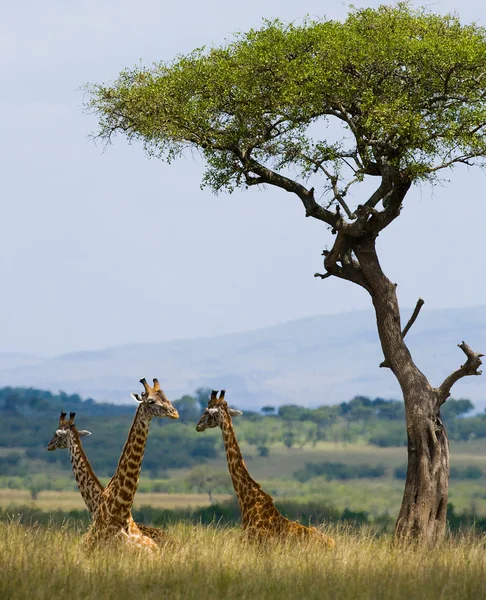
294, 462, 386, 483
394, 465, 483, 481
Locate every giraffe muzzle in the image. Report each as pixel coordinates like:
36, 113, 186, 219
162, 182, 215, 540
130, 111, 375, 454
168, 407, 179, 419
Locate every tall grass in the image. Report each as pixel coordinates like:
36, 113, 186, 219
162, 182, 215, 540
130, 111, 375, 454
1, 521, 485, 600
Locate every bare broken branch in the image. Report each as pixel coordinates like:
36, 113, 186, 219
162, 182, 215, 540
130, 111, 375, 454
380, 298, 425, 368
436, 341, 484, 405
402, 298, 425, 338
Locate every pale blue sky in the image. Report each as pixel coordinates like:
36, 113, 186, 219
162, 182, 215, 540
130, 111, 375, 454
1, 0, 485, 357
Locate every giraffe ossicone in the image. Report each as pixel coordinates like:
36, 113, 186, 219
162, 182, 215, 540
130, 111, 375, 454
196, 390, 335, 547
47, 410, 176, 548
82, 378, 179, 551
47, 412, 91, 450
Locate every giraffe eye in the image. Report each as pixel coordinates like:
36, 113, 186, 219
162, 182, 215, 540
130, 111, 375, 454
148, 399, 155, 405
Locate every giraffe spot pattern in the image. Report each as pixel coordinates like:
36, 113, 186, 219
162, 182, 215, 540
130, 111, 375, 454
81, 398, 176, 552
213, 400, 336, 549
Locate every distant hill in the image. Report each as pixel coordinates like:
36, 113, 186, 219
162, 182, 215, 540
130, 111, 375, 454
0, 306, 485, 409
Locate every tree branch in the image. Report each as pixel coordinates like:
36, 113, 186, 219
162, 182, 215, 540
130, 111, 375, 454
402, 298, 425, 338
380, 298, 425, 368
308, 161, 355, 219
426, 155, 479, 174
436, 342, 483, 405
316, 226, 372, 292
362, 171, 393, 210
237, 153, 338, 227
371, 177, 412, 232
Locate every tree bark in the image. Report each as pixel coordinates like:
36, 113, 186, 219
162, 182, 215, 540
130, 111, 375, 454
395, 413, 449, 545
353, 239, 449, 545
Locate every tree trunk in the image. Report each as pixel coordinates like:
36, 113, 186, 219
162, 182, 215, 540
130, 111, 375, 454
395, 405, 449, 545
353, 239, 449, 545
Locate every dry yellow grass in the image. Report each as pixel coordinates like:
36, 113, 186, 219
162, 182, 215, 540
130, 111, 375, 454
0, 521, 485, 600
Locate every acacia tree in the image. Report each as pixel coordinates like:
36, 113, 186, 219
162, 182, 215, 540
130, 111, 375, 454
186, 466, 230, 504
87, 4, 485, 545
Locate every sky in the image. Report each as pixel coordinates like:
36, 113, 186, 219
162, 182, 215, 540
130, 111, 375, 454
1, 0, 486, 357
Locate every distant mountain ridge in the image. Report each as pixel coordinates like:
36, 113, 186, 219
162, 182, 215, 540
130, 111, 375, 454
1, 306, 485, 409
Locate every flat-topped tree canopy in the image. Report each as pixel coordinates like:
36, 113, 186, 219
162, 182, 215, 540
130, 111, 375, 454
87, 3, 486, 237
87, 3, 485, 546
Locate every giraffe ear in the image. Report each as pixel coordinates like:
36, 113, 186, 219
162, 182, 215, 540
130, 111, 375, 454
131, 393, 143, 402
228, 408, 243, 417
78, 430, 92, 437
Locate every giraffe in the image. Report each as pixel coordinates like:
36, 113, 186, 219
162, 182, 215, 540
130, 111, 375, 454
196, 390, 335, 547
47, 411, 175, 548
82, 378, 179, 551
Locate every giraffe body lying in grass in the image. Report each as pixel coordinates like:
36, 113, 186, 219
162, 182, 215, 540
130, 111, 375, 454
82, 378, 179, 551
196, 390, 335, 547
47, 411, 175, 548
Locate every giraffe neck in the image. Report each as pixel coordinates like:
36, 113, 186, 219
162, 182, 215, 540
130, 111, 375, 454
103, 405, 151, 520
220, 406, 274, 518
67, 428, 104, 514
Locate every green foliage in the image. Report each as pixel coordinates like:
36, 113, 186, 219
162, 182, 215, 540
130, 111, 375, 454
441, 399, 475, 420
245, 429, 271, 456
2, 386, 486, 492
451, 465, 483, 480
368, 423, 407, 448
185, 465, 231, 502
394, 464, 483, 480
87, 3, 486, 204
295, 461, 386, 483
0, 453, 21, 475
173, 395, 200, 421
195, 387, 212, 411
339, 397, 404, 421
0, 386, 219, 478
25, 474, 51, 500
279, 405, 307, 421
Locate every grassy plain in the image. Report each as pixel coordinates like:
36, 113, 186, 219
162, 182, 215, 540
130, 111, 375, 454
4, 440, 486, 517
1, 521, 485, 600
0, 490, 231, 511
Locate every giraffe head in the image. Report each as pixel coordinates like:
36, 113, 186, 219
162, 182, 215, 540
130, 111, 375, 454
196, 390, 243, 431
47, 411, 91, 451
130, 378, 179, 420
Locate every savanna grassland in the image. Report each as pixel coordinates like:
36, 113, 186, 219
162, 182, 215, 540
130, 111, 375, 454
3, 388, 486, 599
1, 521, 485, 600
4, 440, 486, 518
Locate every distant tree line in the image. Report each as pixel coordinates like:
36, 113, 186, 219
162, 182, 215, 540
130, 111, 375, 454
294, 462, 386, 482
173, 393, 484, 451
0, 387, 219, 480
0, 387, 484, 486
393, 464, 483, 481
